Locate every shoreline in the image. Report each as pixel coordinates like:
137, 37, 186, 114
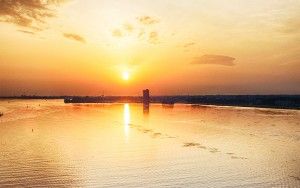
0, 95, 299, 110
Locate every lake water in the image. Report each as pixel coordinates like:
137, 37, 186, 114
0, 100, 299, 187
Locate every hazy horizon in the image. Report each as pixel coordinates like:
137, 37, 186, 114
1, 93, 300, 97
1, 0, 300, 96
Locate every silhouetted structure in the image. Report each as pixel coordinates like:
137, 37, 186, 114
143, 89, 150, 114
143, 89, 150, 105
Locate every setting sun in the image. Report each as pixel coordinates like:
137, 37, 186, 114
122, 71, 130, 81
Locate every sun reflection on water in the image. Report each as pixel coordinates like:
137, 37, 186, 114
123, 103, 130, 139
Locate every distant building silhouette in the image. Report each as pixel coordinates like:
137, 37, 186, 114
143, 89, 150, 105
143, 89, 150, 114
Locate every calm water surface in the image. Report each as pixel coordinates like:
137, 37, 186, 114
0, 100, 299, 187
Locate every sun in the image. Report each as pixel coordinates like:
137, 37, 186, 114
122, 71, 130, 80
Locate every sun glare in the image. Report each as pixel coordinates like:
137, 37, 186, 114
122, 71, 130, 80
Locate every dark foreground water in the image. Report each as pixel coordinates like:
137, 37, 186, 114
0, 100, 299, 187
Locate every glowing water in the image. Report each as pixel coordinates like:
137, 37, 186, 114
0, 100, 299, 187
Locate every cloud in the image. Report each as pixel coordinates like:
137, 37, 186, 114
138, 29, 145, 38
123, 23, 133, 33
63, 33, 85, 43
183, 42, 196, 48
148, 31, 158, 44
137, 16, 159, 25
112, 23, 133, 38
111, 20, 160, 45
192, 55, 236, 66
112, 29, 123, 37
18, 30, 35, 35
0, 0, 65, 30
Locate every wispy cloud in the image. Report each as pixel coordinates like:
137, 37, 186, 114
192, 55, 236, 66
149, 31, 158, 44
112, 29, 123, 38
0, 0, 65, 30
112, 24, 133, 38
123, 23, 133, 33
183, 42, 196, 48
111, 17, 160, 45
63, 33, 85, 43
138, 29, 145, 38
18, 30, 35, 35
137, 16, 159, 25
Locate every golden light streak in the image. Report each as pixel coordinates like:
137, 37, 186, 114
123, 103, 130, 139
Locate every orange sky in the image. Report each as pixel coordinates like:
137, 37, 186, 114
0, 0, 300, 96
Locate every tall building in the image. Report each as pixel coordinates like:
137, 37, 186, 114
143, 89, 150, 105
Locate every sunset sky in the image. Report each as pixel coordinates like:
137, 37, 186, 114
0, 0, 299, 96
